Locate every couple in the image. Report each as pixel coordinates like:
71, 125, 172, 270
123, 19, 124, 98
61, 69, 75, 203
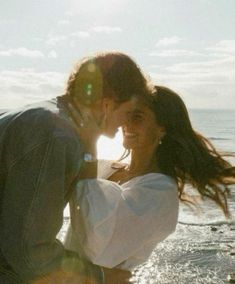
0, 51, 234, 284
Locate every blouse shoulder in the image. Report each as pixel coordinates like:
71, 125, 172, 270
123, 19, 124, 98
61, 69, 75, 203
97, 159, 127, 179
123, 172, 177, 191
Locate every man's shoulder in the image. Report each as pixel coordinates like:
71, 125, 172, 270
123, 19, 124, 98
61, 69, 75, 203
1, 98, 79, 143
10, 99, 71, 131
19, 98, 60, 122
1, 99, 58, 121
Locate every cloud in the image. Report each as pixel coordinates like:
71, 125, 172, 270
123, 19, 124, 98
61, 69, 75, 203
71, 31, 90, 38
46, 35, 68, 46
48, 50, 58, 58
46, 31, 90, 46
148, 44, 235, 109
206, 40, 235, 55
46, 25, 120, 47
165, 56, 235, 74
149, 49, 203, 57
155, 36, 181, 47
0, 69, 67, 108
91, 26, 122, 34
58, 20, 70, 26
64, 11, 74, 17
0, 47, 44, 58
150, 71, 235, 109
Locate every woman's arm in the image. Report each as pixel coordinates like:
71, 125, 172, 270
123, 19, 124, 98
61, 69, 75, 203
67, 175, 178, 271
102, 267, 131, 284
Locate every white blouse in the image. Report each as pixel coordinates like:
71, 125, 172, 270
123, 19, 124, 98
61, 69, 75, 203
64, 160, 179, 271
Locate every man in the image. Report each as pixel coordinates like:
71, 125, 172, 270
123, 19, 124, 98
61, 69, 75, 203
0, 51, 149, 283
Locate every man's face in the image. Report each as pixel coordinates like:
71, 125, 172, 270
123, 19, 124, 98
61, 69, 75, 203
102, 97, 138, 138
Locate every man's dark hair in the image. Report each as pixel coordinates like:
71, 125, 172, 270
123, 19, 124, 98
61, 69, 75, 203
65, 51, 150, 105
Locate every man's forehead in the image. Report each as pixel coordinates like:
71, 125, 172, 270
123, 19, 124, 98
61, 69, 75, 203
124, 97, 142, 108
115, 97, 145, 113
124, 97, 146, 111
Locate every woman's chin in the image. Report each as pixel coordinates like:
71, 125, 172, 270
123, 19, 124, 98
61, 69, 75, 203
103, 127, 118, 138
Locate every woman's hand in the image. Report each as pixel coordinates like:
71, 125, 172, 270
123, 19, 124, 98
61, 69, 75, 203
102, 267, 131, 283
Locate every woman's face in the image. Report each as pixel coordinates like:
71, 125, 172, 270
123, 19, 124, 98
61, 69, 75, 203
122, 104, 165, 151
102, 97, 139, 138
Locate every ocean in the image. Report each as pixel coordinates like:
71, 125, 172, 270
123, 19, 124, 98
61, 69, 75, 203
59, 109, 235, 284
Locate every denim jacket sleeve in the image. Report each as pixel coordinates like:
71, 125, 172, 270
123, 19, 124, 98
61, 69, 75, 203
1, 112, 83, 282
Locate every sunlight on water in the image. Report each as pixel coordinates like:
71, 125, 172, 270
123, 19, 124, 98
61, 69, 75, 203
129, 186, 235, 284
131, 222, 235, 284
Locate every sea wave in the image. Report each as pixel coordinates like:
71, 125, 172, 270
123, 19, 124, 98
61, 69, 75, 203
178, 220, 235, 226
208, 137, 231, 141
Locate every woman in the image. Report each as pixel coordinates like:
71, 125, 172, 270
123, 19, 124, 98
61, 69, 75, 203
64, 85, 235, 283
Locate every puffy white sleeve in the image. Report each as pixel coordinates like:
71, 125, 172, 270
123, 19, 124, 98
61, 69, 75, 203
64, 174, 179, 270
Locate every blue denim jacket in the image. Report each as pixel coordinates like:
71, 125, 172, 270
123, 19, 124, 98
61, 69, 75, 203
0, 98, 102, 283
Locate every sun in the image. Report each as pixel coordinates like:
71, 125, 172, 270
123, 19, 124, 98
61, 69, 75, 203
70, 0, 125, 16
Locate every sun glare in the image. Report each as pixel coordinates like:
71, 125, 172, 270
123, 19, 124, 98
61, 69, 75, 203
64, 129, 125, 217
70, 0, 124, 16
97, 128, 125, 160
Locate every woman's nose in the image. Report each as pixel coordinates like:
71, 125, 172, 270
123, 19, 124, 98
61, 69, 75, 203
122, 117, 135, 131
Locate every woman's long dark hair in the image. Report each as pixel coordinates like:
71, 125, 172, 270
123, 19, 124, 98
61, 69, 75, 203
146, 85, 235, 217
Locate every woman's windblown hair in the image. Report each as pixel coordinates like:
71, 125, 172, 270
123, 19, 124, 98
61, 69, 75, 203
148, 86, 235, 217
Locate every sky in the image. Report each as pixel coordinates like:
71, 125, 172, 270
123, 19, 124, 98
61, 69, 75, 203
1, 0, 235, 159
1, 0, 235, 111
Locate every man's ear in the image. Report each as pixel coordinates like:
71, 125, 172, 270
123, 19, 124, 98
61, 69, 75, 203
159, 126, 166, 140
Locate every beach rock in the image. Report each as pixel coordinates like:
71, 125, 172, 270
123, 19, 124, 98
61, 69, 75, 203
227, 273, 235, 283
210, 226, 218, 232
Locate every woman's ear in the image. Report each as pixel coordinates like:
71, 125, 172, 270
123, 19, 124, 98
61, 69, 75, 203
101, 97, 108, 112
